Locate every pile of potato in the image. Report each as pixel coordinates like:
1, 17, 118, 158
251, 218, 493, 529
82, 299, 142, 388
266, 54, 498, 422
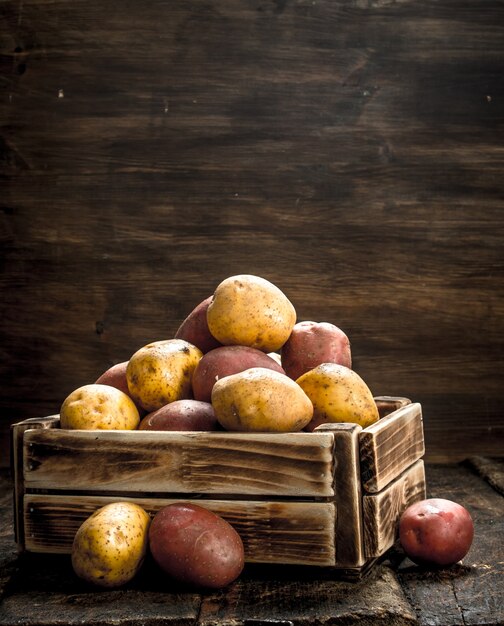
61, 273, 383, 591
60, 273, 379, 435
59, 274, 476, 589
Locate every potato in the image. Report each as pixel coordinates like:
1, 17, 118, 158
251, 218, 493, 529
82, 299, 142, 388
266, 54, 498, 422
206, 274, 296, 352
211, 367, 313, 432
399, 498, 474, 567
174, 296, 222, 354
281, 321, 352, 381
60, 383, 140, 430
138, 399, 219, 431
71, 502, 151, 588
126, 339, 202, 412
192, 345, 286, 403
95, 361, 145, 415
296, 363, 379, 431
148, 503, 244, 589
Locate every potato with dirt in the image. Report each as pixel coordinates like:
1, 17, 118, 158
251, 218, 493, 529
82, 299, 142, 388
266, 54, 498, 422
206, 274, 296, 352
192, 345, 286, 403
281, 321, 352, 381
211, 367, 313, 432
297, 363, 379, 431
60, 383, 140, 430
399, 498, 474, 567
138, 399, 219, 431
149, 503, 244, 589
126, 339, 202, 412
71, 502, 151, 588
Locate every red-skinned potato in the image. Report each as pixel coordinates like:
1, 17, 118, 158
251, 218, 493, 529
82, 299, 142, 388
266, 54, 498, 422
399, 498, 474, 567
281, 321, 352, 381
149, 503, 244, 589
192, 345, 286, 403
95, 361, 145, 415
138, 399, 219, 431
175, 296, 222, 354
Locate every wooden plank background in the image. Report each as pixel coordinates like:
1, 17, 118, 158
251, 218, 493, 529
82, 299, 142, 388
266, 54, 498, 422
1, 0, 503, 466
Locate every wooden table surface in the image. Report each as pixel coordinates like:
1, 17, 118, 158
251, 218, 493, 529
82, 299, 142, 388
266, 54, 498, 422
0, 458, 502, 626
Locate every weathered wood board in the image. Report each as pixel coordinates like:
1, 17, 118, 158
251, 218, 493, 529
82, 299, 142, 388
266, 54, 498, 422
360, 402, 425, 493
315, 423, 364, 567
363, 459, 426, 558
22, 429, 335, 497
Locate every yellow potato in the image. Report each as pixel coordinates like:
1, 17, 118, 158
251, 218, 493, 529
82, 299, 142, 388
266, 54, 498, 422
211, 367, 313, 432
207, 274, 296, 352
60, 383, 140, 430
72, 502, 151, 588
296, 363, 379, 431
126, 339, 202, 412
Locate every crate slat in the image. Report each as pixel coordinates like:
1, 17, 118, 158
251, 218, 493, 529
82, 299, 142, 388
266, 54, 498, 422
374, 396, 412, 419
10, 416, 60, 549
23, 494, 337, 566
359, 403, 425, 493
315, 423, 364, 567
362, 459, 426, 558
23, 429, 335, 497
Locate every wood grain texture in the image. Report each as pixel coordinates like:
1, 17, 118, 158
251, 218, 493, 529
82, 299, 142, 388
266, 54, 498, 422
360, 402, 425, 493
363, 459, 426, 558
316, 422, 364, 567
464, 456, 504, 496
10, 416, 59, 549
23, 494, 337, 566
198, 566, 416, 625
374, 396, 412, 419
22, 427, 335, 497
1, 0, 504, 467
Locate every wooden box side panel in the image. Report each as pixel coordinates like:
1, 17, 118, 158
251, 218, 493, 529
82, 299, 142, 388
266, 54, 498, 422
362, 459, 426, 558
359, 403, 425, 493
10, 416, 60, 548
23, 429, 335, 498
374, 396, 412, 418
23, 494, 337, 566
315, 423, 365, 568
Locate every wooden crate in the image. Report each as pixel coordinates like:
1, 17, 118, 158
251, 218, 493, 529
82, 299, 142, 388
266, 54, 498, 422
10, 396, 426, 577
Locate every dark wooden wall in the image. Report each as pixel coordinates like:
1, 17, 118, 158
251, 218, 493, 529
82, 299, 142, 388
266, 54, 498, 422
1, 0, 503, 466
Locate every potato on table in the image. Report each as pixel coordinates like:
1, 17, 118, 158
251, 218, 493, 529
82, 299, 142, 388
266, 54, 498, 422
149, 503, 244, 589
72, 502, 151, 588
399, 498, 474, 567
